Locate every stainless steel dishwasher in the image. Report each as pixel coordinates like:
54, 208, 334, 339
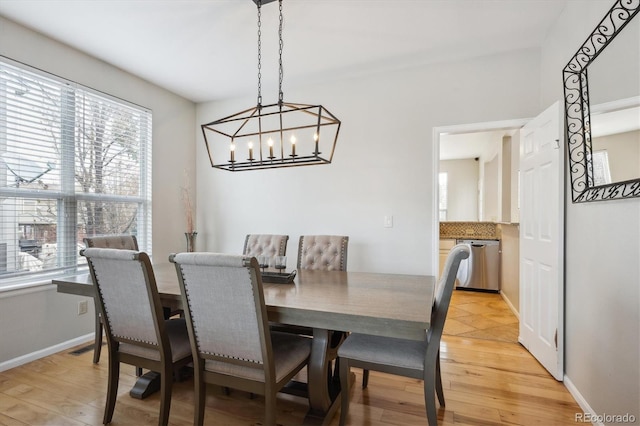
455, 239, 500, 292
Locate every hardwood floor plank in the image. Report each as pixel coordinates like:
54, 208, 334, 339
0, 394, 87, 426
444, 386, 579, 423
1, 368, 105, 404
0, 412, 28, 426
497, 409, 579, 426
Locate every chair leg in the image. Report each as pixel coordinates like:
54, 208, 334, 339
93, 312, 102, 364
194, 368, 206, 426
435, 351, 445, 407
158, 365, 172, 426
104, 353, 119, 424
424, 363, 439, 426
264, 389, 277, 426
362, 369, 369, 389
339, 357, 350, 426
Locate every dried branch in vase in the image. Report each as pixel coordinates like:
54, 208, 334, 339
181, 170, 194, 234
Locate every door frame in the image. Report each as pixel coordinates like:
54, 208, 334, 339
431, 117, 529, 280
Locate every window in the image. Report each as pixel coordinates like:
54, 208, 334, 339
438, 172, 448, 221
592, 149, 612, 186
0, 57, 152, 287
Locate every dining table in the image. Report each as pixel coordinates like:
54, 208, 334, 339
54, 262, 436, 425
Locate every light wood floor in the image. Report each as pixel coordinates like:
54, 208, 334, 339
444, 290, 519, 343
0, 292, 581, 425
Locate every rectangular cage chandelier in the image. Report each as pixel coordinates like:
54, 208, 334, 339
201, 0, 341, 172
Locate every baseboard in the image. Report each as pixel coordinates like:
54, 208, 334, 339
0, 333, 94, 373
500, 291, 520, 320
564, 375, 603, 425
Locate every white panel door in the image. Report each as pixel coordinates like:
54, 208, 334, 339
519, 102, 564, 381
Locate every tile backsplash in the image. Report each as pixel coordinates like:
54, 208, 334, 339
440, 221, 498, 240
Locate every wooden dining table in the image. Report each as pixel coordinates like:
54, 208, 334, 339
55, 263, 436, 425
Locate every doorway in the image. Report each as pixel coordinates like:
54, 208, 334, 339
433, 118, 528, 333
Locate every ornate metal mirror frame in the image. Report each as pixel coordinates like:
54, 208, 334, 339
563, 0, 640, 202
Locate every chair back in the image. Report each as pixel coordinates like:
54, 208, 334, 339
243, 234, 288, 258
297, 235, 349, 271
84, 234, 138, 250
171, 253, 271, 368
427, 244, 470, 352
82, 248, 166, 350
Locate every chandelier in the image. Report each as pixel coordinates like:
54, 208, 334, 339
201, 0, 341, 171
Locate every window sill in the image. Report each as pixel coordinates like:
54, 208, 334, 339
0, 267, 88, 296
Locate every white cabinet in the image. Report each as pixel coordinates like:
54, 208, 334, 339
439, 239, 456, 279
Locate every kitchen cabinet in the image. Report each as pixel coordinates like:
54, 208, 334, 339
439, 239, 456, 279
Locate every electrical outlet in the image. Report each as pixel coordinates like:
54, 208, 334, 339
384, 215, 393, 228
77, 300, 88, 316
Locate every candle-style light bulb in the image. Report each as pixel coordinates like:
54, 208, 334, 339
290, 135, 297, 157
229, 143, 235, 162
248, 141, 254, 161
268, 138, 274, 158
313, 132, 319, 154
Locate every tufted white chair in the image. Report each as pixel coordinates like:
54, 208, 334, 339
84, 235, 138, 365
297, 235, 348, 271
243, 234, 289, 258
83, 248, 192, 426
294, 235, 349, 382
170, 252, 311, 426
85, 235, 138, 251
338, 244, 470, 426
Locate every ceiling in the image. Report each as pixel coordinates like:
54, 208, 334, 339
0, 0, 569, 103
440, 129, 519, 161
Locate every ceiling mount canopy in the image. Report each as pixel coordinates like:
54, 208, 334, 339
201, 0, 341, 172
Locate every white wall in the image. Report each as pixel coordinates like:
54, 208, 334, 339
0, 16, 196, 365
439, 159, 479, 221
196, 49, 542, 275
482, 153, 500, 222
540, 1, 640, 421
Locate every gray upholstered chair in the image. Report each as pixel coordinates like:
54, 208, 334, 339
338, 244, 470, 426
243, 234, 289, 258
297, 235, 348, 271
170, 252, 311, 426
84, 235, 138, 365
82, 248, 192, 426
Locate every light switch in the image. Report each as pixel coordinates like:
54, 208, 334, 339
384, 215, 393, 228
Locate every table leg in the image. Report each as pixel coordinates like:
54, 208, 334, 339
303, 328, 342, 425
129, 372, 161, 399
308, 329, 332, 412
129, 306, 187, 399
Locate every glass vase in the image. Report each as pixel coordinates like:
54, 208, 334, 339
185, 231, 197, 252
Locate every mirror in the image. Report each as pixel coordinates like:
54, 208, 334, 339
563, 1, 640, 202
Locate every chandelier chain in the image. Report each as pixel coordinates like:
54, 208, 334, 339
257, 0, 262, 105
278, 0, 284, 104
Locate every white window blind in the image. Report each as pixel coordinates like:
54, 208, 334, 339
0, 57, 152, 287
